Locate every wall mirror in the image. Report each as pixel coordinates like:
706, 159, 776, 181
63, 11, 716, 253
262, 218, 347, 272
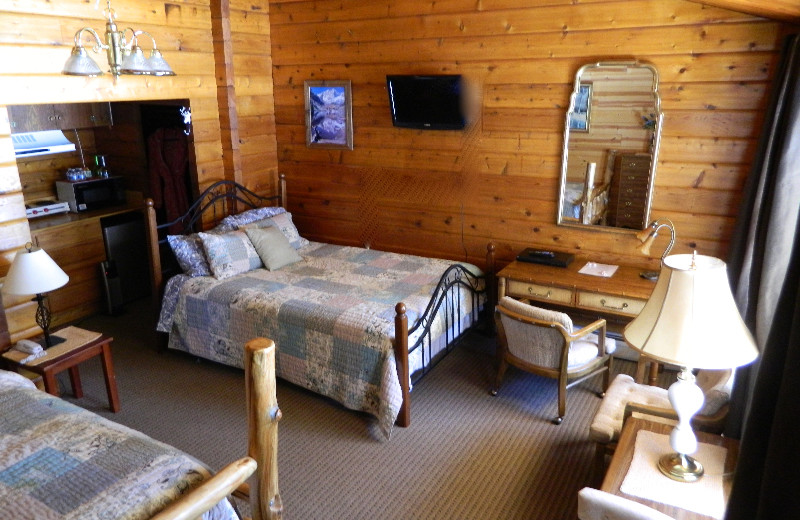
557, 61, 663, 231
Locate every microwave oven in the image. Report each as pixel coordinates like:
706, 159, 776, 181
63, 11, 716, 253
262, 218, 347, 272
55, 177, 126, 213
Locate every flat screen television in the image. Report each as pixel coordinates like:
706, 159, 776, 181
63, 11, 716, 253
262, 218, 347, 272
386, 74, 466, 130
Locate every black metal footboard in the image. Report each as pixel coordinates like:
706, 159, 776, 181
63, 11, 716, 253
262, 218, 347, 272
407, 263, 486, 385
393, 243, 495, 427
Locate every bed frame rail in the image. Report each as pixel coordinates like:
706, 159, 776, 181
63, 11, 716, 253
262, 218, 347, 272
393, 243, 496, 427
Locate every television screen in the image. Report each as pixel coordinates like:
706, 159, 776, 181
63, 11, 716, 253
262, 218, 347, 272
386, 75, 466, 130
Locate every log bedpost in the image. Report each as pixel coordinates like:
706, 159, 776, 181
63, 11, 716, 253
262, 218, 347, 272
245, 338, 283, 520
144, 199, 162, 303
486, 242, 497, 328
394, 302, 410, 428
279, 174, 287, 208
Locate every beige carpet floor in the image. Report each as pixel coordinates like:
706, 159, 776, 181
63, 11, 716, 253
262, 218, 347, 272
57, 298, 661, 520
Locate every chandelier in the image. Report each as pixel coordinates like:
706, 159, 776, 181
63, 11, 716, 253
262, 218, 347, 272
62, 0, 175, 78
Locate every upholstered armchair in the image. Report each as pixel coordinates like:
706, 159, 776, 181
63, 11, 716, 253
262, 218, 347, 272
578, 487, 674, 520
589, 364, 733, 480
492, 296, 616, 424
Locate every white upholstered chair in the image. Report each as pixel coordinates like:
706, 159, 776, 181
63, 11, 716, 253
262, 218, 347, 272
492, 296, 616, 424
589, 364, 733, 479
577, 487, 674, 520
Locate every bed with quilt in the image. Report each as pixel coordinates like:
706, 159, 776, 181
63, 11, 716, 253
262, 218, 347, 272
0, 370, 239, 520
147, 179, 492, 438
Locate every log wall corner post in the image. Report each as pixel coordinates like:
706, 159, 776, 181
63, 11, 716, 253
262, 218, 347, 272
245, 338, 283, 520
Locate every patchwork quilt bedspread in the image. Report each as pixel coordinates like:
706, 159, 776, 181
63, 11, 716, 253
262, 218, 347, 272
0, 371, 236, 520
158, 242, 483, 437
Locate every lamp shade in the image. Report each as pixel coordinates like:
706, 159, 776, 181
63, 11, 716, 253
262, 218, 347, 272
147, 49, 175, 76
623, 253, 758, 369
62, 46, 104, 76
2, 247, 69, 296
119, 45, 153, 75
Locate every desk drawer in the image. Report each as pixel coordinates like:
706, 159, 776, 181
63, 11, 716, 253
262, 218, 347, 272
506, 279, 573, 305
577, 291, 646, 317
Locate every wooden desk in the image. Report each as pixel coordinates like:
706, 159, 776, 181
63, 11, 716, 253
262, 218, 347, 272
2, 327, 120, 412
602, 417, 739, 520
497, 258, 655, 323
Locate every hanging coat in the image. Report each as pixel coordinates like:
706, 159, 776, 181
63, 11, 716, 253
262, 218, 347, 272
147, 127, 190, 232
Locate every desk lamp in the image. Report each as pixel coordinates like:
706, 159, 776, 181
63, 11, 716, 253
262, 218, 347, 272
3, 244, 69, 348
636, 218, 675, 280
623, 252, 758, 482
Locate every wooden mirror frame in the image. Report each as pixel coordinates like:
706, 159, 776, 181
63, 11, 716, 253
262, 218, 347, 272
557, 61, 663, 232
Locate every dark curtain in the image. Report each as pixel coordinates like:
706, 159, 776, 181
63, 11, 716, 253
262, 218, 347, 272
725, 34, 800, 520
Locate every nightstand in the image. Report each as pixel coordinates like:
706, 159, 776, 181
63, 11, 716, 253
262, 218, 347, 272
2, 326, 120, 412
601, 417, 739, 519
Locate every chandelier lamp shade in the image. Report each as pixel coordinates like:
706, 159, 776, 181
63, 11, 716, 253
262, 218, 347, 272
62, 0, 175, 78
623, 252, 758, 482
2, 244, 69, 349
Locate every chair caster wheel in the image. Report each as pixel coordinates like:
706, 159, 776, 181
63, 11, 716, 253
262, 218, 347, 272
596, 391, 605, 398
552, 416, 563, 425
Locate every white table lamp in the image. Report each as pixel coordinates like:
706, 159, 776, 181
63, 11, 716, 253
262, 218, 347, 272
3, 244, 69, 348
623, 252, 758, 482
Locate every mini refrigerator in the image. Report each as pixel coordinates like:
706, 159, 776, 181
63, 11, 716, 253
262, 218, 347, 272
100, 212, 150, 311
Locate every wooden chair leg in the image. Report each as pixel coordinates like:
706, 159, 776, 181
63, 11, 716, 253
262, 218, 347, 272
600, 357, 612, 396
553, 377, 566, 425
491, 358, 508, 396
593, 443, 607, 487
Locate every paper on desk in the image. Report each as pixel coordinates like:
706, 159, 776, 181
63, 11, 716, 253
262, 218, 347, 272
578, 262, 618, 277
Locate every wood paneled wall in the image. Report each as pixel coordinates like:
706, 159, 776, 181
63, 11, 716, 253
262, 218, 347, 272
0, 0, 278, 341
268, 0, 796, 271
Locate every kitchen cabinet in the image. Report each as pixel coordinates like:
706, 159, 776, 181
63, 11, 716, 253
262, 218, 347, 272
8, 103, 112, 133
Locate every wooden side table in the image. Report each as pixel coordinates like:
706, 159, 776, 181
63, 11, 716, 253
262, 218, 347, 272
601, 417, 739, 519
2, 326, 120, 412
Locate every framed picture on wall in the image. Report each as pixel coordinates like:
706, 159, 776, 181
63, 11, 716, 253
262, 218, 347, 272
568, 83, 592, 132
304, 80, 353, 149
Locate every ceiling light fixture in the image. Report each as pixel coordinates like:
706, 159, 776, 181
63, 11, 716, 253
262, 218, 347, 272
62, 0, 175, 78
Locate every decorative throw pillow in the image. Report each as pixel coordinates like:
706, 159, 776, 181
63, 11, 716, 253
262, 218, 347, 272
167, 234, 212, 277
245, 227, 303, 271
244, 212, 310, 249
198, 230, 262, 279
216, 206, 287, 232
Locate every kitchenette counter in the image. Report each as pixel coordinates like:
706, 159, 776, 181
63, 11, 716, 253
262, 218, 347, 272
28, 195, 142, 232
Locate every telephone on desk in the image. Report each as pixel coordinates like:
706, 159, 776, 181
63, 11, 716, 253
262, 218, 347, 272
516, 248, 575, 268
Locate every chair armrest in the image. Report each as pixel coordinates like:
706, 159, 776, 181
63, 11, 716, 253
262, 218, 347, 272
569, 319, 606, 340
623, 402, 677, 424
150, 457, 257, 520
624, 401, 729, 434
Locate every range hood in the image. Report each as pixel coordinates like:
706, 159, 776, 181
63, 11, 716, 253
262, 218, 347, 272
12, 130, 76, 158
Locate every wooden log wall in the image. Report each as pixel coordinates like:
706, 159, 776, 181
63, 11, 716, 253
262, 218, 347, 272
0, 0, 278, 341
268, 0, 797, 272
